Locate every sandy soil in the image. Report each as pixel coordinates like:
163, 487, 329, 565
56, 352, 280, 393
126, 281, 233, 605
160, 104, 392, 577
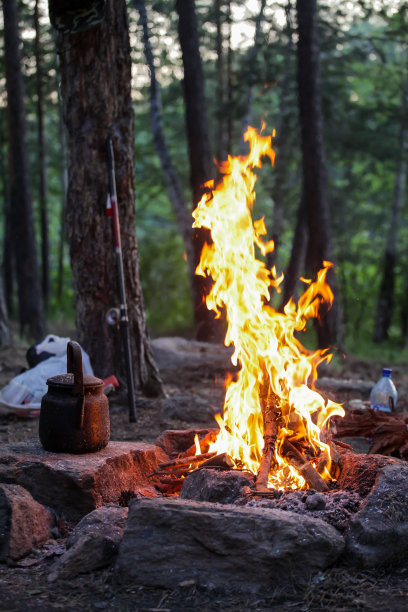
0, 337, 408, 611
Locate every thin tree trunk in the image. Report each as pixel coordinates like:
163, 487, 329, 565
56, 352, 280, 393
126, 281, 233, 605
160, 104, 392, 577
281, 198, 308, 308
134, 0, 194, 281
57, 95, 68, 301
239, 0, 266, 154
226, 0, 233, 155
175, 0, 223, 342
0, 274, 10, 347
296, 0, 343, 349
0, 111, 13, 315
3, 0, 45, 341
34, 0, 50, 305
58, 0, 162, 396
267, 0, 294, 273
375, 61, 408, 343
214, 0, 227, 162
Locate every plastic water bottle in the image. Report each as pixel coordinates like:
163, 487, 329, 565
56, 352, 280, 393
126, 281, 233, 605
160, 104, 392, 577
369, 368, 398, 413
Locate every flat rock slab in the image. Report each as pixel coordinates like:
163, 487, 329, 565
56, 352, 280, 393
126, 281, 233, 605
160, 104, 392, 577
0, 441, 167, 520
116, 497, 344, 592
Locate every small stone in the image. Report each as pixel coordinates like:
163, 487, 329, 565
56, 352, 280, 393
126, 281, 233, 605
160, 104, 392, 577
48, 505, 128, 581
0, 484, 51, 562
305, 493, 326, 511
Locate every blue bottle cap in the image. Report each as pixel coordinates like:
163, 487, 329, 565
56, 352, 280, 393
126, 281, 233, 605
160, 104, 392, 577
382, 368, 392, 378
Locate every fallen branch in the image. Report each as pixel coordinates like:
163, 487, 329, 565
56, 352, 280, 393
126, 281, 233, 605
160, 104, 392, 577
157, 451, 217, 471
333, 409, 408, 458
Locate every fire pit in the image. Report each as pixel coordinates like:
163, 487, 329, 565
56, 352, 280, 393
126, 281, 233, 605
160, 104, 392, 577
114, 128, 408, 591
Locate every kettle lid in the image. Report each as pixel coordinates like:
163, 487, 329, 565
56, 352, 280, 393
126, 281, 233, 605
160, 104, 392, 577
46, 373, 104, 389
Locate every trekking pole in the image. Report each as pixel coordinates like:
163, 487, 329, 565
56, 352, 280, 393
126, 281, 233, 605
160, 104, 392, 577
106, 138, 137, 422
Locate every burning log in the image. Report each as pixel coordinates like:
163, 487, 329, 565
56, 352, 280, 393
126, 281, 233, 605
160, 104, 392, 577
281, 440, 329, 493
255, 375, 281, 491
184, 430, 219, 457
199, 452, 235, 470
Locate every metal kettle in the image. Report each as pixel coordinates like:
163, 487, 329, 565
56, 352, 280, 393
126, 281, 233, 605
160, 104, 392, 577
39, 341, 110, 453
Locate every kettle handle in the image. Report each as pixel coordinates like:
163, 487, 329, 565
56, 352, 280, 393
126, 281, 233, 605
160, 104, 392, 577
67, 341, 85, 429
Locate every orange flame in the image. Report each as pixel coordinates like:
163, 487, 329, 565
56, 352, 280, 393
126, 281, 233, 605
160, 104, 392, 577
192, 126, 344, 489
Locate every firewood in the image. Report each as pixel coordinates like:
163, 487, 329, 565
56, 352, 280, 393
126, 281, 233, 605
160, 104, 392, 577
281, 439, 329, 493
159, 476, 184, 486
157, 451, 217, 471
333, 409, 408, 458
199, 452, 235, 469
184, 430, 219, 457
255, 370, 281, 491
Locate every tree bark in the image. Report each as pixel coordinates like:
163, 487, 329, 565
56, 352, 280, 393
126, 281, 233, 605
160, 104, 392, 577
134, 0, 194, 282
375, 61, 408, 343
267, 0, 294, 273
56, 85, 68, 301
0, 111, 14, 315
281, 198, 308, 308
34, 0, 50, 306
214, 0, 227, 162
57, 0, 162, 396
2, 0, 45, 341
0, 272, 10, 347
175, 0, 224, 342
295, 0, 343, 349
239, 0, 266, 155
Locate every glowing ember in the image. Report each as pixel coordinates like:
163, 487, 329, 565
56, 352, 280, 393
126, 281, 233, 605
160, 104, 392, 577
192, 125, 345, 490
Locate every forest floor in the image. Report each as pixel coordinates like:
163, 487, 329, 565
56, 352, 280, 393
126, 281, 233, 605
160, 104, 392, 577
0, 334, 408, 611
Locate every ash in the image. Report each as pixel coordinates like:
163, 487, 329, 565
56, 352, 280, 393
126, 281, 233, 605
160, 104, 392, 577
247, 488, 362, 533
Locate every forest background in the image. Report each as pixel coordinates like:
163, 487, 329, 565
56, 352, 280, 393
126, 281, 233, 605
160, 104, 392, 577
1, 0, 408, 374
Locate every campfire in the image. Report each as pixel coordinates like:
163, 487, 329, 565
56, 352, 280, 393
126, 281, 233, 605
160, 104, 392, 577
153, 126, 345, 494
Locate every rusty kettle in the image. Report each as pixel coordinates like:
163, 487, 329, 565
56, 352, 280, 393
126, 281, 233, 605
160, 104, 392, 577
39, 341, 110, 453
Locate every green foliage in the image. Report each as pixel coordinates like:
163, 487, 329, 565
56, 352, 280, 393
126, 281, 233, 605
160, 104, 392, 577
2, 0, 408, 354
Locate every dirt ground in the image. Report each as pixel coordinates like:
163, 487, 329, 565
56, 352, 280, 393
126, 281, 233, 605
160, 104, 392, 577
1, 336, 408, 611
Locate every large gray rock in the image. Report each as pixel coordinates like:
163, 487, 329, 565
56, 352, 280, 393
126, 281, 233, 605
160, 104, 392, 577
0, 484, 51, 562
0, 441, 166, 520
49, 505, 128, 581
346, 461, 408, 567
116, 497, 344, 591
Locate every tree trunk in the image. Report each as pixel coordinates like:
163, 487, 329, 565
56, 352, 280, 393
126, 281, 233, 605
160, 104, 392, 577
214, 0, 227, 162
226, 0, 234, 155
175, 0, 224, 342
0, 274, 10, 347
134, 0, 194, 282
57, 0, 162, 396
375, 62, 408, 343
267, 0, 294, 273
34, 0, 50, 306
295, 0, 343, 349
239, 0, 266, 155
0, 111, 14, 315
56, 87, 68, 301
281, 198, 308, 308
3, 0, 45, 341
